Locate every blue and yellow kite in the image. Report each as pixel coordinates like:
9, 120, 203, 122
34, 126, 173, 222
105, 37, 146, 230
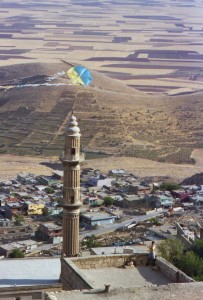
67, 65, 93, 86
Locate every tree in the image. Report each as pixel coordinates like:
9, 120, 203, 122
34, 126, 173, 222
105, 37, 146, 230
82, 235, 101, 248
157, 238, 184, 264
192, 239, 203, 259
103, 196, 115, 206
149, 217, 162, 226
157, 238, 203, 281
15, 215, 24, 226
9, 248, 25, 258
160, 182, 180, 191
45, 187, 55, 194
175, 251, 203, 281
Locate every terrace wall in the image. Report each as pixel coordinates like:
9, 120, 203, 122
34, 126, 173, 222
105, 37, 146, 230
62, 254, 148, 290
175, 222, 193, 249
156, 257, 194, 283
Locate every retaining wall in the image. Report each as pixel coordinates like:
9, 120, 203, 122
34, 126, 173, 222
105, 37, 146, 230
156, 257, 195, 283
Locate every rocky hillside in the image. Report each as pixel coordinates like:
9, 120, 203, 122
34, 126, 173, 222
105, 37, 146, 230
0, 62, 203, 164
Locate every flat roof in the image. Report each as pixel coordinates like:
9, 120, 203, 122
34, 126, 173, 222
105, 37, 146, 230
0, 242, 20, 251
91, 246, 148, 255
47, 282, 203, 300
82, 212, 116, 221
41, 223, 62, 230
82, 265, 172, 289
0, 258, 60, 287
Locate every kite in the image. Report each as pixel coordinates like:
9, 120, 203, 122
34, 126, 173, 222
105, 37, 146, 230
67, 65, 93, 86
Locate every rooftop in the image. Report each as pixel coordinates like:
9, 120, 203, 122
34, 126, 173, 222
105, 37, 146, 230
0, 258, 60, 287
59, 253, 199, 300
41, 223, 62, 230
90, 246, 148, 256
82, 265, 172, 289
47, 283, 203, 300
82, 212, 116, 221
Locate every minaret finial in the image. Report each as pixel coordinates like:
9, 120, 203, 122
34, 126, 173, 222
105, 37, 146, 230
67, 113, 80, 137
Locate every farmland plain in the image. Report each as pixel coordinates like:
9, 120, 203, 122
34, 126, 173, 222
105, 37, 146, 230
0, 0, 203, 94
0, 0, 203, 180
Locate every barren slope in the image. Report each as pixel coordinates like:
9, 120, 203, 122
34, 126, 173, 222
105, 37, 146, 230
0, 62, 203, 164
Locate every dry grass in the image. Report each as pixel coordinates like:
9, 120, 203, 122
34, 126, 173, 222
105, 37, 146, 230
0, 154, 52, 181
82, 150, 203, 182
0, 62, 203, 164
1, 149, 203, 182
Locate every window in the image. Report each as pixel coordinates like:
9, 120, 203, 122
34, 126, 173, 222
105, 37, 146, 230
71, 196, 74, 204
71, 148, 76, 155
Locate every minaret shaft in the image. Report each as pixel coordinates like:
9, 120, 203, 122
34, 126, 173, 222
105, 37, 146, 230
62, 209, 80, 256
60, 115, 82, 257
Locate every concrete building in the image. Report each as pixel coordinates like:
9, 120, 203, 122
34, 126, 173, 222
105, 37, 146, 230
81, 212, 117, 229
128, 184, 152, 195
35, 223, 62, 243
26, 201, 45, 215
60, 114, 82, 257
88, 176, 113, 187
123, 195, 144, 208
0, 239, 37, 257
17, 173, 37, 185
4, 200, 26, 219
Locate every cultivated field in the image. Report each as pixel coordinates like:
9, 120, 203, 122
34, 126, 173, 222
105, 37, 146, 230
0, 1, 203, 171
0, 0, 203, 93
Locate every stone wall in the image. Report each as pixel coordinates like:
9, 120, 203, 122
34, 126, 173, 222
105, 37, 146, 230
61, 258, 93, 291
156, 257, 195, 283
72, 254, 147, 269
61, 254, 148, 290
175, 222, 193, 249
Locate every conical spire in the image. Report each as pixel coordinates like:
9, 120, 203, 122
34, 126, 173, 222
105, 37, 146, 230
67, 114, 80, 136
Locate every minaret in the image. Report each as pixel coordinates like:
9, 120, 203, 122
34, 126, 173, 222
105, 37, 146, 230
60, 113, 82, 257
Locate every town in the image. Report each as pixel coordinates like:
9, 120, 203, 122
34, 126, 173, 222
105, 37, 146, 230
0, 167, 202, 258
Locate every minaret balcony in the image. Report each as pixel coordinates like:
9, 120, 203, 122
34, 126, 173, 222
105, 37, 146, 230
60, 152, 85, 163
63, 201, 82, 209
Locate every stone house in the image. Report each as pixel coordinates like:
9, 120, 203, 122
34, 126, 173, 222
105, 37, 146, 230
35, 223, 62, 243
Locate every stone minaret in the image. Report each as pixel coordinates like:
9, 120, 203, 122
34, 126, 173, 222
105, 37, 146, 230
60, 114, 82, 257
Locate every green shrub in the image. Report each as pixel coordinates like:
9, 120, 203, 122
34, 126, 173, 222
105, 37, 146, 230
157, 238, 184, 264
9, 248, 25, 258
82, 235, 101, 248
158, 238, 203, 281
176, 251, 203, 281
160, 182, 180, 191
192, 239, 203, 259
103, 196, 115, 206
